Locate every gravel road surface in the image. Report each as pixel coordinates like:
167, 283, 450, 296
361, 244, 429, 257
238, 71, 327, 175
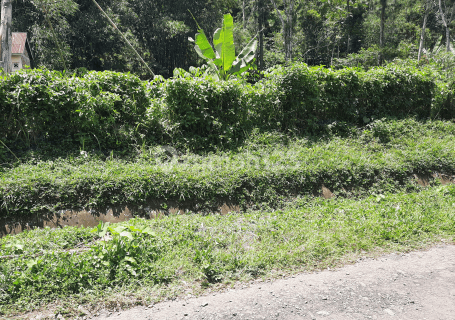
94, 245, 455, 320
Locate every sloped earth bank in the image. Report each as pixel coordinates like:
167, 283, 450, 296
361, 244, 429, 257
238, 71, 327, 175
2, 172, 453, 237
92, 244, 455, 320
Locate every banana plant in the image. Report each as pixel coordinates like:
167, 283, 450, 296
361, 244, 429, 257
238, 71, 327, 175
188, 13, 257, 80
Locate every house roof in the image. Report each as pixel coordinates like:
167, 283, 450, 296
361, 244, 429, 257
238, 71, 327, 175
12, 32, 27, 54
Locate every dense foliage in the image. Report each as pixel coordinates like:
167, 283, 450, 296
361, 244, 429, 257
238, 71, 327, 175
1, 62, 453, 156
0, 60, 454, 223
9, 0, 455, 76
2, 116, 455, 218
0, 69, 156, 154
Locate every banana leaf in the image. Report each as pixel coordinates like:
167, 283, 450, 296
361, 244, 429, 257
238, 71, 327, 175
213, 14, 236, 73
190, 29, 216, 61
230, 38, 258, 74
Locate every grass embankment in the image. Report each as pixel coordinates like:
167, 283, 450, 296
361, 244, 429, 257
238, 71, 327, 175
2, 119, 455, 218
1, 185, 454, 317
1, 118, 455, 317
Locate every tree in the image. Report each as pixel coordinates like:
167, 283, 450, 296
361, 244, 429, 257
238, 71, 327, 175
378, 0, 387, 64
438, 0, 455, 52
346, 0, 352, 53
270, 0, 295, 62
10, 0, 78, 70
190, 13, 257, 80
58, 0, 150, 72
418, 0, 437, 60
0, 0, 12, 73
127, 0, 234, 77
11, 0, 234, 75
258, 0, 265, 70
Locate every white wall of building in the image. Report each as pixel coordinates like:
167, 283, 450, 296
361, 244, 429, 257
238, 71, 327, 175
12, 55, 21, 71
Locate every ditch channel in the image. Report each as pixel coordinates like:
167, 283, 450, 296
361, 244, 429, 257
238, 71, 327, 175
1, 172, 454, 237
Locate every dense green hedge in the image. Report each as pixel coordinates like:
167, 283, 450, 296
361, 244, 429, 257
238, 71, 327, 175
0, 63, 453, 154
0, 69, 152, 152
164, 78, 248, 148
252, 64, 436, 131
434, 80, 455, 119
162, 63, 445, 145
357, 65, 434, 119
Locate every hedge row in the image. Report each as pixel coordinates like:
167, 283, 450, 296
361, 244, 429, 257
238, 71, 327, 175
160, 63, 453, 148
0, 69, 154, 152
1, 63, 454, 152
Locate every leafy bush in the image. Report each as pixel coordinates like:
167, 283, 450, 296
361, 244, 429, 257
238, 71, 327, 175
0, 62, 453, 158
333, 43, 419, 69
357, 65, 434, 119
312, 66, 362, 124
259, 63, 320, 131
0, 69, 77, 145
0, 68, 153, 152
433, 80, 455, 119
244, 63, 436, 134
164, 78, 248, 148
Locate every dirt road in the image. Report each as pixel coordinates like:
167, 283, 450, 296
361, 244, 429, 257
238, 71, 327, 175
95, 245, 455, 320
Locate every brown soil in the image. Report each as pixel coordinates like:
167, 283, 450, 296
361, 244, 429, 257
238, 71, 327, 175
91, 244, 455, 320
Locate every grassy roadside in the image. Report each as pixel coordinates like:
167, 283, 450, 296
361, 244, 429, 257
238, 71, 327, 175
1, 184, 454, 317
2, 118, 455, 218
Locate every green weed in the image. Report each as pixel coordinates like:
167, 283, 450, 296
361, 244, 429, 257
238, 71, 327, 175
0, 184, 454, 316
1, 119, 455, 219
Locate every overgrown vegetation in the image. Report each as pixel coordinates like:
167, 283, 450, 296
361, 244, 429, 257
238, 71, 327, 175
0, 69, 154, 155
1, 118, 455, 219
1, 62, 455, 158
1, 185, 454, 316
1, 59, 455, 317
1, 61, 455, 219
13, 0, 455, 78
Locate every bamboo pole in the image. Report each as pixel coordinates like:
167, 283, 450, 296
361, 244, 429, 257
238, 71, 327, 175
91, 0, 155, 76
41, 3, 68, 70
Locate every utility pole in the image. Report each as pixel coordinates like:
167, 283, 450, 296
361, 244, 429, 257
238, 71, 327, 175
0, 0, 12, 73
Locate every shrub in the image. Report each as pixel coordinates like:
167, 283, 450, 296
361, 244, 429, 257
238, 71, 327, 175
358, 65, 434, 119
312, 66, 362, 124
164, 78, 248, 148
0, 69, 152, 152
0, 62, 451, 157
433, 80, 455, 119
260, 63, 320, 132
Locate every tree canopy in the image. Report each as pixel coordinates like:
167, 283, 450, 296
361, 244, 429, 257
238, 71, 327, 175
6, 0, 455, 76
